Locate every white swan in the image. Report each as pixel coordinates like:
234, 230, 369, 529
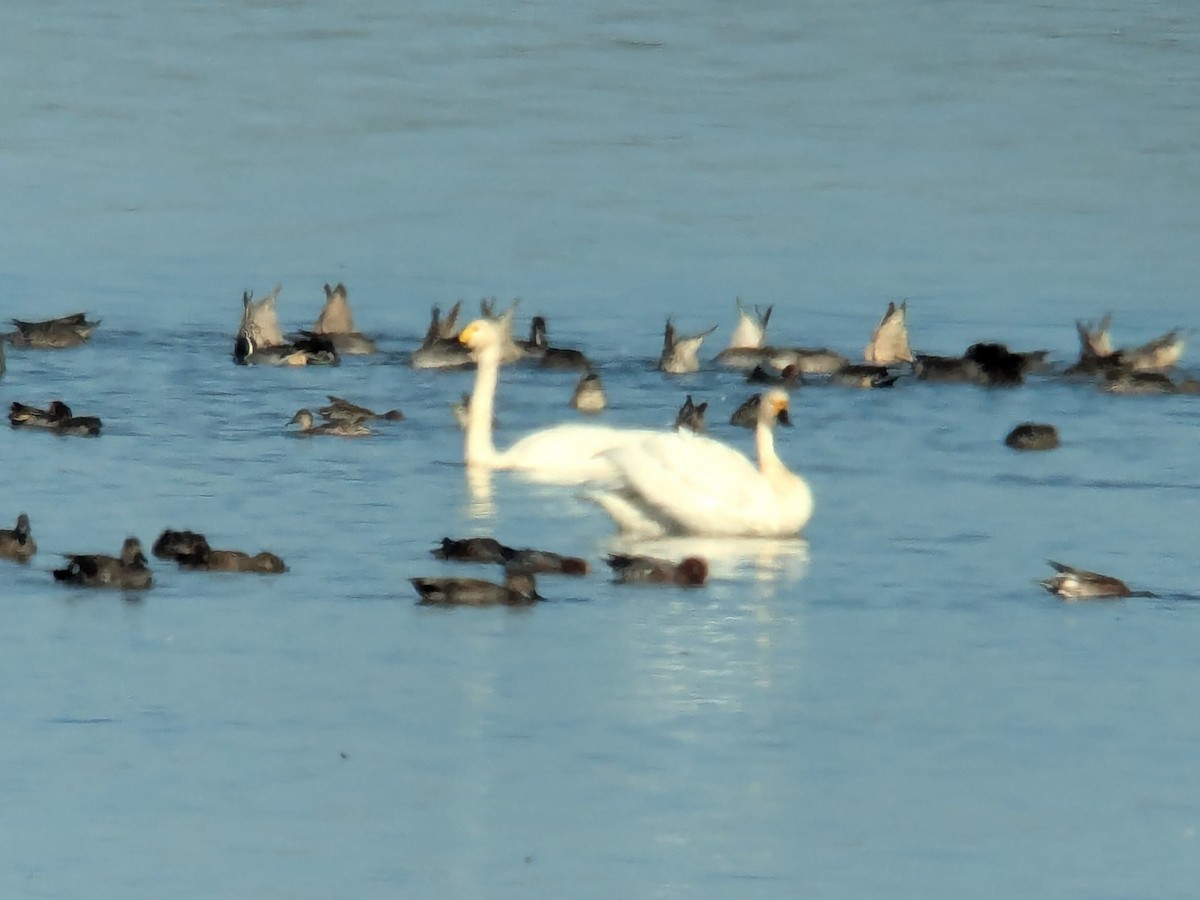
458, 318, 658, 483
589, 388, 813, 538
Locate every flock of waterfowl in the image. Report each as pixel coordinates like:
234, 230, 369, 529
415, 536, 708, 606
3, 285, 1187, 602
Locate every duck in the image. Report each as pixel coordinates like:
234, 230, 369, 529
746, 363, 804, 387
864, 301, 914, 365
235, 329, 340, 366
1121, 330, 1186, 372
152, 528, 286, 573
521, 316, 592, 370
310, 282, 378, 355
659, 319, 717, 374
415, 298, 524, 369
727, 299, 773, 350
1102, 371, 1177, 395
514, 315, 546, 359
232, 288, 339, 366
503, 548, 589, 576
318, 395, 404, 424
411, 302, 473, 370
4, 312, 99, 348
1076, 313, 1115, 359
451, 392, 503, 430
288, 409, 371, 437
411, 565, 541, 607
235, 287, 285, 348
713, 300, 774, 368
913, 343, 1045, 386
830, 363, 899, 389
1066, 314, 1186, 376
913, 353, 985, 384
52, 410, 103, 437
152, 528, 209, 559
1066, 314, 1122, 377
0, 513, 36, 561
1004, 423, 1060, 451
1038, 560, 1152, 600
570, 372, 607, 413
8, 400, 101, 435
457, 317, 659, 483
10, 400, 70, 429
432, 536, 511, 563
605, 553, 708, 586
429, 536, 587, 574
729, 393, 761, 429
53, 537, 153, 590
451, 393, 472, 429
589, 387, 814, 538
183, 549, 287, 573
966, 342, 1050, 385
675, 395, 707, 433
765, 345, 849, 376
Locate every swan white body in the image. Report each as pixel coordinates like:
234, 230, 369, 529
591, 388, 813, 538
459, 319, 657, 483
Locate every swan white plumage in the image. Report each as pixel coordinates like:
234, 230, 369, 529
458, 318, 658, 483
589, 387, 813, 537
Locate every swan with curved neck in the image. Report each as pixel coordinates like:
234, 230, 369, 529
458, 318, 656, 483
589, 387, 813, 538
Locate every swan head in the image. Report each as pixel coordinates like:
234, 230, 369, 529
458, 318, 503, 355
761, 388, 792, 427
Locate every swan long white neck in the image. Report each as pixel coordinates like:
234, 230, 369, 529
465, 345, 501, 466
755, 417, 785, 478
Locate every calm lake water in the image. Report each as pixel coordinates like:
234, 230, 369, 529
3, 1, 1200, 897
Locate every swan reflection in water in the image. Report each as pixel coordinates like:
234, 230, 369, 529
465, 466, 495, 520
606, 535, 810, 583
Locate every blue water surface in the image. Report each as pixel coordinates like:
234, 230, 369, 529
2, 2, 1199, 898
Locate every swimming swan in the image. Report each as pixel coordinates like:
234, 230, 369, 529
458, 318, 657, 483
589, 387, 813, 538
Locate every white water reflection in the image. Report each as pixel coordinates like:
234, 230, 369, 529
464, 466, 496, 520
